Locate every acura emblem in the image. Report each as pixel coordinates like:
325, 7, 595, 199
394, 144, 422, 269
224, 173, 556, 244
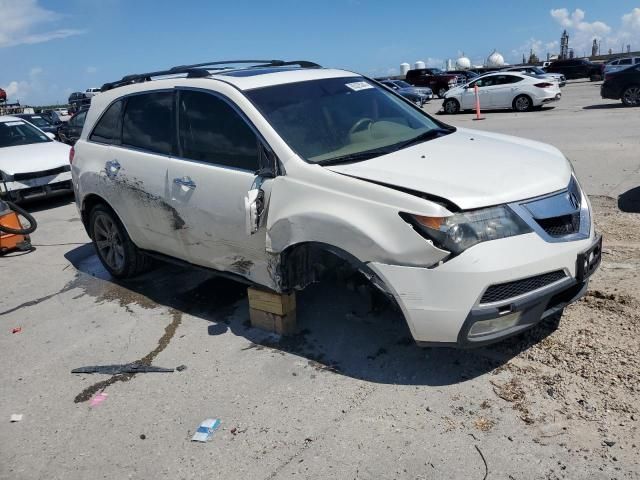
568, 192, 580, 210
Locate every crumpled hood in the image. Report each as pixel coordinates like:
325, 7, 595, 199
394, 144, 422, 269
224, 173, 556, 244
0, 141, 71, 175
326, 128, 572, 210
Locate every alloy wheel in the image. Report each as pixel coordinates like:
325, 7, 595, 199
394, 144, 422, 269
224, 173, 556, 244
93, 213, 125, 271
622, 87, 640, 106
515, 96, 531, 111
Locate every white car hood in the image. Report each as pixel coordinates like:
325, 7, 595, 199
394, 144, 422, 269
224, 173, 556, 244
326, 128, 572, 210
0, 141, 71, 175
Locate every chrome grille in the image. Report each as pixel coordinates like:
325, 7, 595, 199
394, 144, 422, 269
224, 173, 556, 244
480, 270, 567, 304
536, 213, 580, 237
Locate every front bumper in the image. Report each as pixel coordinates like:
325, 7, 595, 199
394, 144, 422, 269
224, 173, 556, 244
0, 171, 73, 201
369, 230, 601, 347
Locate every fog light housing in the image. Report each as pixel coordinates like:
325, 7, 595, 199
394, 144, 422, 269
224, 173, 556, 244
468, 312, 521, 338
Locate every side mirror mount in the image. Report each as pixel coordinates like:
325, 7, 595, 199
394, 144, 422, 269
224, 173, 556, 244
45, 132, 56, 140
255, 167, 275, 179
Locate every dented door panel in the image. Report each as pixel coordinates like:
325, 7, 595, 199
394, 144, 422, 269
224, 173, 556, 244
167, 159, 275, 287
100, 146, 189, 259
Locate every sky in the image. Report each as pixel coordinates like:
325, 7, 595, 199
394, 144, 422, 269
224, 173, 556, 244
2, 0, 640, 105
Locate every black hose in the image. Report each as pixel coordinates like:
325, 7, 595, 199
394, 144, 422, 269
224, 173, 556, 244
0, 201, 37, 235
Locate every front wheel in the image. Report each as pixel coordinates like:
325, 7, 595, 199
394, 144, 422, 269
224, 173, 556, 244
621, 86, 640, 106
89, 204, 152, 278
443, 98, 460, 114
513, 95, 532, 112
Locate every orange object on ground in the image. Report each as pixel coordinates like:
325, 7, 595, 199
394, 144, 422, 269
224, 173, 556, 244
0, 200, 34, 254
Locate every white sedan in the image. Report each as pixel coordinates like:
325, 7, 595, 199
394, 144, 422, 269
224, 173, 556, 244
442, 72, 562, 114
0, 116, 72, 202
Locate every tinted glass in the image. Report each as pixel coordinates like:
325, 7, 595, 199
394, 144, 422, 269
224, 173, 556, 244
90, 100, 123, 144
0, 120, 51, 148
619, 58, 633, 65
122, 92, 173, 155
178, 90, 258, 171
248, 77, 444, 164
71, 111, 87, 127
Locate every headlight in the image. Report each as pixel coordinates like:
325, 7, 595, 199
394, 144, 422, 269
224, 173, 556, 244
401, 205, 532, 255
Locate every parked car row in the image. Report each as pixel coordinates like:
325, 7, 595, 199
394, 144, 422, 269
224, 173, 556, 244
379, 80, 433, 106
441, 72, 561, 114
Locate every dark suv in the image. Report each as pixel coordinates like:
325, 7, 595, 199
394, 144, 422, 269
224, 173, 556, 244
406, 68, 462, 98
545, 59, 601, 80
601, 64, 640, 106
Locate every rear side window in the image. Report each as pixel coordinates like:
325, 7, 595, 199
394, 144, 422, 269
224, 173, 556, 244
177, 90, 258, 171
619, 58, 633, 65
90, 100, 123, 144
122, 92, 174, 155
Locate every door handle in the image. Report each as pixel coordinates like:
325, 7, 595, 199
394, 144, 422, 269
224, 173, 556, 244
173, 176, 197, 189
105, 159, 121, 176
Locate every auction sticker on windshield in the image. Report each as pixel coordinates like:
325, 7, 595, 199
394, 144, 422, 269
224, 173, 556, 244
345, 81, 373, 91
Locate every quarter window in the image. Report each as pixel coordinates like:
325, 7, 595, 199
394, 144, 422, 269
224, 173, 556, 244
90, 100, 123, 144
177, 90, 259, 171
122, 92, 174, 155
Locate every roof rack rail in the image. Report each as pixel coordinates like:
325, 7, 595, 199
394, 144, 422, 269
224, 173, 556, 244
100, 59, 322, 91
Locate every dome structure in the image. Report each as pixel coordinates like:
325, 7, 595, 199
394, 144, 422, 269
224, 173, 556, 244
414, 60, 426, 70
456, 56, 471, 70
399, 63, 410, 76
486, 50, 505, 67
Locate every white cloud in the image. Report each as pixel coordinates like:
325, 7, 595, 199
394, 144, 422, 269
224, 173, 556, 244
0, 0, 85, 48
2, 67, 45, 103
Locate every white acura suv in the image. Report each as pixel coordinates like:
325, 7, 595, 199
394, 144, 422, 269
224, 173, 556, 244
72, 60, 601, 347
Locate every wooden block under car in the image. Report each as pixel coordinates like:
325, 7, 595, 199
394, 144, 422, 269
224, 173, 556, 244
247, 287, 296, 316
249, 308, 297, 335
247, 287, 297, 335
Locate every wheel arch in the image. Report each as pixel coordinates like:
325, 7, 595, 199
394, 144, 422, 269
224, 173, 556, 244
278, 240, 395, 300
81, 193, 133, 241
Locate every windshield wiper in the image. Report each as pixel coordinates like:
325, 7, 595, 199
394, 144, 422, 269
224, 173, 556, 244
316, 147, 393, 166
395, 128, 452, 150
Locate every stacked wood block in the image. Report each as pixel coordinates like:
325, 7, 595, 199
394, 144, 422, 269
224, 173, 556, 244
247, 287, 297, 335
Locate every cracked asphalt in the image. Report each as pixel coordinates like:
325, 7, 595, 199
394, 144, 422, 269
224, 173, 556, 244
1, 81, 639, 479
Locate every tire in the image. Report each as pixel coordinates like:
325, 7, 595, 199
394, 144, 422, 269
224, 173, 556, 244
443, 98, 460, 114
513, 94, 533, 112
621, 85, 640, 107
437, 87, 447, 98
89, 203, 152, 278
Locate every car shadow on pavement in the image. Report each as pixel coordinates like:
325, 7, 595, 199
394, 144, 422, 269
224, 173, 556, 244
618, 186, 640, 213
582, 103, 626, 110
437, 106, 556, 116
64, 243, 561, 387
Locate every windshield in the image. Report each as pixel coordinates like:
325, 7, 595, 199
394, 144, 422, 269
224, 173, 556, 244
24, 116, 50, 128
247, 77, 448, 164
0, 120, 52, 148
393, 80, 412, 88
